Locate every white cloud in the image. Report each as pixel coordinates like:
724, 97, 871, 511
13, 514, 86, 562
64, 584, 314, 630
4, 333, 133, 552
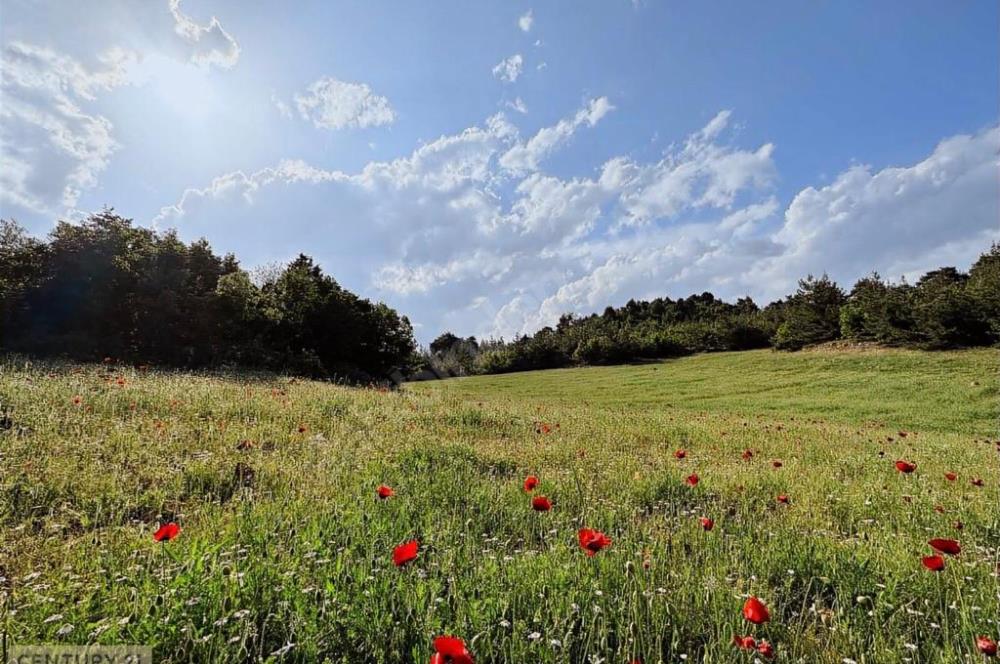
492, 54, 524, 83
500, 97, 614, 174
507, 125, 999, 337
506, 97, 529, 114
518, 10, 534, 32
752, 125, 1000, 295
292, 77, 395, 130
151, 96, 998, 343
272, 93, 292, 119
612, 110, 775, 226
168, 0, 240, 69
0, 41, 136, 215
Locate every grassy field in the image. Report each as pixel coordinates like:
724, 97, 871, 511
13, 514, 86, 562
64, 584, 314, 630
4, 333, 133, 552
1, 348, 997, 663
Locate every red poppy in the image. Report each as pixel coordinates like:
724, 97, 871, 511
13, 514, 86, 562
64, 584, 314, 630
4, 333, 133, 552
944, 472, 957, 481
578, 528, 612, 556
928, 538, 961, 555
732, 634, 756, 651
776, 494, 789, 504
297, 424, 308, 434
953, 520, 964, 530
685, 473, 699, 487
72, 396, 82, 406
757, 640, 775, 659
971, 477, 985, 487
393, 540, 419, 567
430, 636, 474, 664
772, 460, 783, 469
377, 485, 395, 499
742, 449, 753, 461
921, 554, 945, 571
523, 475, 539, 492
531, 496, 552, 511
895, 460, 916, 473
673, 449, 687, 459
153, 522, 180, 542
976, 636, 998, 656
699, 517, 714, 531
743, 596, 770, 624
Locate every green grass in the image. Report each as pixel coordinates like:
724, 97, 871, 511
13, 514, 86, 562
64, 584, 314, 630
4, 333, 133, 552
424, 348, 998, 437
0, 347, 997, 663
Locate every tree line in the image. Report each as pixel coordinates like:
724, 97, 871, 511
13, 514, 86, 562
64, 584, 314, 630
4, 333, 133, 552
0, 211, 417, 381
424, 244, 1000, 376
4, 211, 997, 381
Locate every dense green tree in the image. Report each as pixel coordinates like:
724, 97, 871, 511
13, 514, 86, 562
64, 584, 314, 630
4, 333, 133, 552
773, 275, 846, 350
967, 243, 1000, 342
0, 220, 49, 344
839, 274, 919, 346
0, 212, 416, 380
910, 267, 988, 348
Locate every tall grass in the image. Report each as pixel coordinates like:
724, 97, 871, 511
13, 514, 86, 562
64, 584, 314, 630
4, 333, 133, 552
1, 349, 997, 662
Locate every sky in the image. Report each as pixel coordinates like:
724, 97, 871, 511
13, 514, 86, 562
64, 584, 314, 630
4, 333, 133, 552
2, 1, 998, 343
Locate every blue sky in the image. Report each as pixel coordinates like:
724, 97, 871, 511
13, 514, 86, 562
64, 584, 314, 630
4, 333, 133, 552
2, 1, 997, 342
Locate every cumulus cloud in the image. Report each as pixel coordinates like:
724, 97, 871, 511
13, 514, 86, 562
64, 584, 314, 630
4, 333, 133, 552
612, 110, 776, 226
500, 96, 614, 174
0, 42, 136, 215
168, 0, 240, 69
752, 125, 1000, 294
518, 10, 534, 32
515, 125, 999, 337
152, 96, 998, 343
492, 54, 524, 83
292, 77, 395, 130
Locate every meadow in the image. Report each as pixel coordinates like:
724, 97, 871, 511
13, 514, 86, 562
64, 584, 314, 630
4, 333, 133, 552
1, 347, 998, 663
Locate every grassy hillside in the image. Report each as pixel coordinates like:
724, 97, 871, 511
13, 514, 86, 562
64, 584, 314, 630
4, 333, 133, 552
416, 347, 998, 437
1, 348, 997, 663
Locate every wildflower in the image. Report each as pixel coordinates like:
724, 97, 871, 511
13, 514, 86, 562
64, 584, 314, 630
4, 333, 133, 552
673, 449, 687, 459
523, 475, 539, 492
742, 449, 753, 461
921, 555, 945, 572
976, 636, 997, 656
430, 636, 473, 664
377, 485, 395, 499
153, 523, 180, 542
532, 496, 552, 512
685, 473, 699, 487
732, 634, 756, 650
928, 538, 960, 555
393, 540, 419, 567
970, 477, 984, 487
757, 640, 775, 659
895, 460, 916, 473
578, 528, 612, 556
776, 494, 789, 504
772, 460, 783, 469
944, 472, 957, 481
699, 517, 714, 531
743, 597, 770, 624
